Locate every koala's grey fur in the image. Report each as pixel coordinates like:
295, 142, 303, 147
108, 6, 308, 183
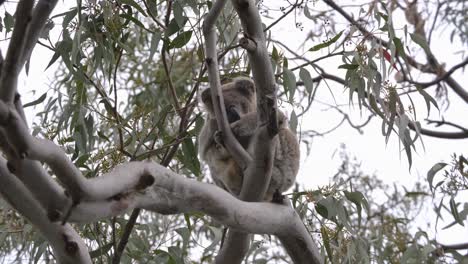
198, 78, 300, 201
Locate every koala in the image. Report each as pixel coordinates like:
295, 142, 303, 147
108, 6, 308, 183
198, 77, 300, 201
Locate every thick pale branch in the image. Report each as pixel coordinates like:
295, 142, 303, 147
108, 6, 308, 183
0, 101, 149, 202
0, 0, 34, 102
63, 161, 310, 237
202, 0, 252, 169
0, 157, 91, 264
211, 0, 293, 263
19, 0, 59, 69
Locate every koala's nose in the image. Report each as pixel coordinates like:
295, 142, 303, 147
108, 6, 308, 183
227, 105, 240, 123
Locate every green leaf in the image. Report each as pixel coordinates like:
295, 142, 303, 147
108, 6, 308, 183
169, 31, 192, 49
119, 14, 148, 31
60, 8, 77, 29
410, 33, 430, 54
289, 110, 298, 133
299, 68, 314, 94
344, 190, 369, 226
308, 30, 343, 52
120, 0, 147, 17
204, 226, 223, 255
317, 197, 338, 219
338, 64, 359, 70
89, 243, 113, 258
23, 92, 47, 108
4, 12, 14, 33
427, 162, 448, 191
416, 85, 439, 116
149, 32, 161, 60
405, 191, 429, 197
173, 1, 185, 28
166, 17, 188, 37
321, 227, 333, 262
392, 37, 406, 59
369, 95, 385, 118
283, 68, 297, 102
181, 137, 200, 176
449, 197, 463, 226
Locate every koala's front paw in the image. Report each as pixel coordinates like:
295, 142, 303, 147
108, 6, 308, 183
271, 189, 285, 204
214, 130, 224, 146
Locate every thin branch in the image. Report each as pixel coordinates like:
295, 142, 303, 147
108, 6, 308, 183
425, 118, 468, 133
440, 242, 468, 251
161, 0, 181, 113
111, 209, 140, 264
427, 1, 445, 45
405, 58, 468, 89
408, 122, 468, 139
323, 0, 468, 103
264, 0, 302, 32
142, 0, 167, 30
277, 51, 345, 76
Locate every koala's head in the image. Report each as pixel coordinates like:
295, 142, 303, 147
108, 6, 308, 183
201, 78, 256, 123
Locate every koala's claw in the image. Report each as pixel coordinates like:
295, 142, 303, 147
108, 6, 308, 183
214, 130, 224, 146
271, 189, 285, 204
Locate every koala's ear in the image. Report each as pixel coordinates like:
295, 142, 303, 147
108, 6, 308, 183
201, 88, 212, 106
234, 78, 255, 97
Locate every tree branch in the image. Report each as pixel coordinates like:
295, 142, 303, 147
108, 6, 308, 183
0, 0, 34, 102
323, 0, 468, 103
19, 0, 59, 69
202, 0, 252, 170
0, 157, 91, 263
0, 101, 150, 202
408, 121, 468, 139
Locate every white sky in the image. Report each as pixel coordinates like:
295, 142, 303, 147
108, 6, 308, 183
4, 0, 468, 250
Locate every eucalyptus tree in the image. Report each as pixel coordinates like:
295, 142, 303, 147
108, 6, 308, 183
0, 0, 466, 263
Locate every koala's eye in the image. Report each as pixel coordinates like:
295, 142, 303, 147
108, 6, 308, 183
226, 105, 240, 123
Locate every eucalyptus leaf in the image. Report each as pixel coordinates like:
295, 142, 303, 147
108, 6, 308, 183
427, 162, 447, 192
23, 92, 47, 108
309, 30, 343, 52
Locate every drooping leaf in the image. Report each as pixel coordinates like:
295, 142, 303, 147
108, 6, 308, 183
89, 243, 113, 258
338, 64, 359, 70
308, 30, 343, 52
23, 92, 47, 108
4, 12, 14, 33
120, 0, 147, 17
169, 31, 193, 49
321, 227, 333, 262
427, 162, 448, 192
410, 33, 430, 54
299, 68, 314, 94
283, 68, 297, 102
392, 37, 406, 60
449, 197, 463, 226
416, 85, 439, 116
289, 110, 298, 133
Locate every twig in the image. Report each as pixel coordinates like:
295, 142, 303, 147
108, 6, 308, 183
426, 118, 468, 133
142, 0, 167, 30
408, 122, 468, 139
405, 58, 468, 89
111, 209, 140, 264
264, 0, 302, 32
